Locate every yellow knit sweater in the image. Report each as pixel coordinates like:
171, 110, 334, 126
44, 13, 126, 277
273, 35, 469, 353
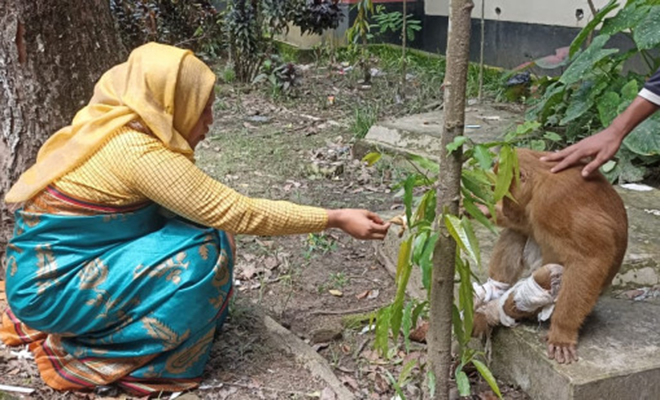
48, 127, 328, 236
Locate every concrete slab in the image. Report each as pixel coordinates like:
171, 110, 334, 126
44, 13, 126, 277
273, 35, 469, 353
491, 298, 660, 400
353, 102, 523, 161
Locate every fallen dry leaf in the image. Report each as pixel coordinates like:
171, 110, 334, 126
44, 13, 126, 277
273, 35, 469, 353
409, 320, 429, 343
329, 289, 343, 297
478, 390, 500, 400
373, 372, 390, 394
340, 375, 359, 391
356, 290, 370, 300
367, 289, 380, 300
263, 256, 279, 270
320, 387, 337, 400
239, 264, 257, 280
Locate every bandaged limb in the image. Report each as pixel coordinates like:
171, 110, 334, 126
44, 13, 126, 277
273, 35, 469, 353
473, 278, 511, 306
472, 264, 563, 338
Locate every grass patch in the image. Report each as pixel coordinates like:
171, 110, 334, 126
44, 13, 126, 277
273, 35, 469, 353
351, 104, 380, 139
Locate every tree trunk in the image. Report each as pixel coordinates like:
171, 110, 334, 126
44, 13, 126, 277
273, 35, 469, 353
0, 0, 126, 270
428, 1, 474, 399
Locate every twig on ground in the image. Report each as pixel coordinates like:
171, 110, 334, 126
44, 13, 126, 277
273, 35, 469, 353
200, 381, 314, 397
309, 304, 385, 316
354, 337, 370, 358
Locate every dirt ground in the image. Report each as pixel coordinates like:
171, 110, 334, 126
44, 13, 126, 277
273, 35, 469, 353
0, 57, 530, 399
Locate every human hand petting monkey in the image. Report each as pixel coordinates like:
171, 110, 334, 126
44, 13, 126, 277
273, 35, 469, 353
540, 127, 623, 178
327, 209, 390, 240
541, 96, 659, 177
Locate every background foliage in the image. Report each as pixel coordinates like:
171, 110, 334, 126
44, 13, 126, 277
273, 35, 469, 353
523, 0, 660, 182
110, 0, 224, 57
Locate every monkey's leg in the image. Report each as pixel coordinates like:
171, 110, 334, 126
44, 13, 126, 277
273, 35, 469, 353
473, 229, 529, 338
473, 263, 563, 339
489, 229, 529, 283
547, 259, 606, 364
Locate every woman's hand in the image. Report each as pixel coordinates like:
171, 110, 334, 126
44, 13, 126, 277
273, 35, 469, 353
540, 127, 624, 177
327, 209, 391, 240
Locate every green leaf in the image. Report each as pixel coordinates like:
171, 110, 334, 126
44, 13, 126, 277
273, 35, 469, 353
447, 136, 468, 153
403, 175, 415, 228
526, 82, 565, 123
597, 91, 621, 127
362, 152, 382, 166
411, 301, 427, 329
462, 169, 494, 204
543, 131, 563, 142
444, 215, 473, 261
413, 190, 436, 226
457, 256, 474, 339
419, 233, 439, 291
427, 369, 436, 398
530, 139, 546, 151
456, 370, 471, 397
634, 7, 660, 50
402, 301, 413, 353
412, 231, 429, 265
452, 304, 465, 344
462, 195, 496, 234
374, 305, 391, 356
601, 3, 650, 36
568, 0, 618, 58
473, 145, 494, 170
559, 79, 604, 125
461, 216, 481, 268
473, 359, 503, 398
602, 160, 617, 173
623, 113, 660, 157
398, 359, 417, 386
620, 79, 639, 103
494, 146, 515, 202
392, 237, 413, 341
383, 370, 406, 399
562, 35, 619, 86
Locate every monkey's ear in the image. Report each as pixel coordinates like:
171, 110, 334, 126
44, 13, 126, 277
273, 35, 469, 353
519, 167, 530, 183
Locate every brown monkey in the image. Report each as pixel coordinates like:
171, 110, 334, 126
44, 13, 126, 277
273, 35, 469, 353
473, 148, 628, 364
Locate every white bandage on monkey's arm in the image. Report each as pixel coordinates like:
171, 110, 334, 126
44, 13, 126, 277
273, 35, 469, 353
473, 278, 511, 304
497, 264, 564, 327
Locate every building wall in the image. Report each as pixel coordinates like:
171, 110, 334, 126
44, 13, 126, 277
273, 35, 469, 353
425, 0, 613, 28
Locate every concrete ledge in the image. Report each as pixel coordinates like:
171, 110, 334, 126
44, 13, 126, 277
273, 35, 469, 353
492, 298, 660, 400
353, 102, 523, 161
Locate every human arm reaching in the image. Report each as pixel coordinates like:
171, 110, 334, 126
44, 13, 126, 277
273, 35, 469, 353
107, 129, 390, 240
541, 70, 660, 177
327, 209, 390, 240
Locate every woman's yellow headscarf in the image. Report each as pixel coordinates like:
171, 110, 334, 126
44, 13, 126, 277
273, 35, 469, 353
5, 42, 216, 203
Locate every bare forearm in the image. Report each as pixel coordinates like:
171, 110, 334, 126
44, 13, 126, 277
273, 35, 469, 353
609, 96, 659, 139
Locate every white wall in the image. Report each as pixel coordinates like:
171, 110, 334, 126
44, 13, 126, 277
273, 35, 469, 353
425, 0, 615, 28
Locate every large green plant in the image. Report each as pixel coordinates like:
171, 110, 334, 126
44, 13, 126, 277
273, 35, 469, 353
526, 0, 660, 182
225, 0, 344, 82
346, 0, 375, 83
110, 0, 224, 57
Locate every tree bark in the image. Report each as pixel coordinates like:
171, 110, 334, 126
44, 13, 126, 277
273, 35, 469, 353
0, 0, 126, 270
428, 1, 474, 399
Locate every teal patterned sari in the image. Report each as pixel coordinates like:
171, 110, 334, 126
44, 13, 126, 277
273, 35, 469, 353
2, 203, 234, 394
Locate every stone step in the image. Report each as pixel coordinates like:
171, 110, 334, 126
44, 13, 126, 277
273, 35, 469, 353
366, 109, 660, 400
352, 102, 523, 161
